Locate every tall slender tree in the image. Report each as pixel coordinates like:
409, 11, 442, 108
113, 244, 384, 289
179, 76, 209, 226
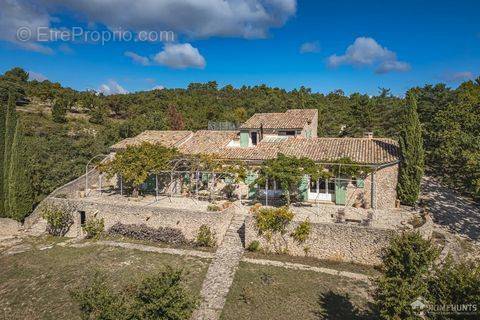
7, 120, 34, 220
0, 100, 5, 216
3, 92, 17, 214
397, 94, 425, 206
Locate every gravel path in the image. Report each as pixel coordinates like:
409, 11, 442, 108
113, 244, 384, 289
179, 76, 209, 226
421, 176, 480, 241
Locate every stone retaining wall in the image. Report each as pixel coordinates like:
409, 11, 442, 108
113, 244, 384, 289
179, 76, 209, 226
39, 198, 234, 245
244, 215, 397, 265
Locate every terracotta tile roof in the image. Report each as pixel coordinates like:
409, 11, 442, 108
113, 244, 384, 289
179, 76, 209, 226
240, 109, 318, 129
178, 130, 238, 154
110, 130, 193, 151
110, 130, 399, 165
218, 137, 399, 165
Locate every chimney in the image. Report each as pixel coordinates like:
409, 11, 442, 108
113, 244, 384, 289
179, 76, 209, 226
363, 132, 374, 139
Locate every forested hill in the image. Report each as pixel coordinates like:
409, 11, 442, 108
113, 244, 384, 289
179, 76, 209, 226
0, 67, 479, 221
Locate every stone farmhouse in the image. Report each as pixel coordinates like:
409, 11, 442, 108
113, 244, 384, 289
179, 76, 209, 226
110, 109, 400, 210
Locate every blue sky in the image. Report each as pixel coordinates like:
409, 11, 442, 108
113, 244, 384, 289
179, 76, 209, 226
0, 0, 479, 95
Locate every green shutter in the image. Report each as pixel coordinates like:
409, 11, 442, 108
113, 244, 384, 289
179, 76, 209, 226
357, 178, 365, 188
335, 178, 348, 205
298, 175, 309, 201
201, 173, 211, 183
240, 131, 249, 147
245, 171, 258, 199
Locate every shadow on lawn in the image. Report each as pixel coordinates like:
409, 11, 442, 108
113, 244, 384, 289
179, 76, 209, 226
313, 291, 378, 320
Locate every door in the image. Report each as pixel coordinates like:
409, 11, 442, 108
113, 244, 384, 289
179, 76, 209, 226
308, 177, 335, 202
335, 178, 348, 205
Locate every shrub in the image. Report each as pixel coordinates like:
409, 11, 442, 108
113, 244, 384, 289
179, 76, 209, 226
290, 219, 311, 244
207, 203, 221, 212
222, 184, 237, 200
72, 268, 198, 320
41, 205, 73, 236
195, 225, 216, 247
83, 218, 105, 239
247, 240, 261, 252
254, 206, 294, 239
108, 223, 188, 245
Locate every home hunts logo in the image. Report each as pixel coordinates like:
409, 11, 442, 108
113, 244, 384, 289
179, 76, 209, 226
411, 296, 478, 317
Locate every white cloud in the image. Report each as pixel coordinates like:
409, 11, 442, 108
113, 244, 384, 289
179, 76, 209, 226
328, 37, 410, 74
153, 43, 206, 69
97, 80, 128, 95
42, 0, 296, 39
0, 0, 54, 54
125, 51, 150, 65
376, 60, 411, 74
442, 71, 474, 83
151, 85, 165, 90
28, 71, 48, 81
300, 41, 320, 53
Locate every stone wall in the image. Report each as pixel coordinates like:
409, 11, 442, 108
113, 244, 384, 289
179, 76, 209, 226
346, 163, 399, 210
245, 215, 396, 265
39, 197, 234, 245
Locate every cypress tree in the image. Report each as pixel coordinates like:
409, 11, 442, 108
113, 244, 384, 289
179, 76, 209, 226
7, 120, 34, 221
3, 92, 17, 214
397, 94, 425, 206
0, 100, 5, 216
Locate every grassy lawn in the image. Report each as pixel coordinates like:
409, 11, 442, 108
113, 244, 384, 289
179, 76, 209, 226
0, 240, 210, 320
221, 262, 375, 320
245, 251, 380, 276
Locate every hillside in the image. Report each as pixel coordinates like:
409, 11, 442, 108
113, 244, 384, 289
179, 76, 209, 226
0, 67, 479, 221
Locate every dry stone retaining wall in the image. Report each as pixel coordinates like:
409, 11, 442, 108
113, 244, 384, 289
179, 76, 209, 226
245, 215, 396, 265
40, 197, 234, 245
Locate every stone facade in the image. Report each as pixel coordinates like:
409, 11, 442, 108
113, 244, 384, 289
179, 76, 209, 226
244, 215, 396, 265
346, 163, 399, 210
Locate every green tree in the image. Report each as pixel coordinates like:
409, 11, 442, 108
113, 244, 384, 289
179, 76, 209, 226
73, 268, 198, 320
100, 143, 179, 196
7, 120, 34, 221
374, 232, 438, 320
426, 257, 480, 319
397, 94, 425, 206
0, 99, 5, 216
3, 92, 17, 214
52, 98, 68, 123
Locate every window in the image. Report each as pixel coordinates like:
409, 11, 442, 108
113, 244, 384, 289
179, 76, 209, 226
309, 179, 317, 193
328, 180, 335, 194
251, 132, 258, 145
319, 179, 326, 193
278, 131, 295, 136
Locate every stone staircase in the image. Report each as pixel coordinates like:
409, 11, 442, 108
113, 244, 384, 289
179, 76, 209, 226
191, 210, 246, 320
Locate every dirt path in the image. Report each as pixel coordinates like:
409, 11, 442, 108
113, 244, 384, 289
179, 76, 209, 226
421, 176, 480, 241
